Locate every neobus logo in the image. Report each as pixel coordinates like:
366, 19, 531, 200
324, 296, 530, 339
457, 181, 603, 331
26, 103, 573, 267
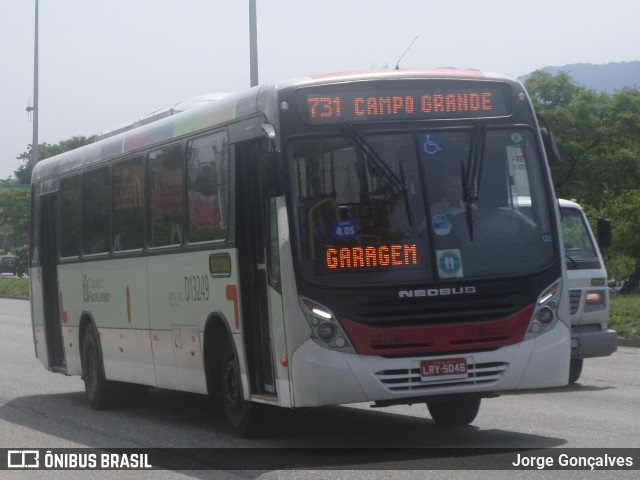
398, 286, 477, 298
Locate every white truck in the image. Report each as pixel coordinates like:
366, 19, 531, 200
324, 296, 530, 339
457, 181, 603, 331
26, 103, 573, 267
559, 199, 617, 383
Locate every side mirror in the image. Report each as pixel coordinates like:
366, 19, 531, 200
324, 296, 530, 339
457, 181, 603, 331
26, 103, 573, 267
540, 127, 561, 167
262, 123, 277, 152
262, 151, 284, 197
537, 114, 561, 167
261, 123, 284, 197
597, 218, 612, 249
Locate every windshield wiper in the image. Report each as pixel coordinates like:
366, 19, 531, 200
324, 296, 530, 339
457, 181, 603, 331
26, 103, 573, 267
565, 253, 578, 268
461, 122, 486, 241
342, 125, 412, 225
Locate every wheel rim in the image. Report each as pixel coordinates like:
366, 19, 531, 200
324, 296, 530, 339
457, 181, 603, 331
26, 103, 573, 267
84, 337, 98, 400
223, 357, 243, 419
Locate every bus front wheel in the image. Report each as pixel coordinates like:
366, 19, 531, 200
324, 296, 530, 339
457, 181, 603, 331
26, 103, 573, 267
569, 358, 583, 384
221, 340, 271, 438
427, 397, 481, 426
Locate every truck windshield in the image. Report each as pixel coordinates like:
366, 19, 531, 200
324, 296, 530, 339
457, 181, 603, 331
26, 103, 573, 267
287, 128, 556, 285
561, 206, 601, 269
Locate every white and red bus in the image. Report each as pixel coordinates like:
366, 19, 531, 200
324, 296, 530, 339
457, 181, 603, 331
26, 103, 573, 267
29, 69, 570, 437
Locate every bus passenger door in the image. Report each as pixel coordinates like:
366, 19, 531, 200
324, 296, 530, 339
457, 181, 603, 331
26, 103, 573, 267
38, 192, 66, 371
236, 140, 277, 395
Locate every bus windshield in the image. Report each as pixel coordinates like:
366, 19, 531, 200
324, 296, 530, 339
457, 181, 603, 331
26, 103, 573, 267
288, 127, 556, 285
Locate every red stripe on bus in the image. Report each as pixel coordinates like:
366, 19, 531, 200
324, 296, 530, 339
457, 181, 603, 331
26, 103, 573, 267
59, 292, 68, 323
337, 304, 534, 357
225, 285, 240, 330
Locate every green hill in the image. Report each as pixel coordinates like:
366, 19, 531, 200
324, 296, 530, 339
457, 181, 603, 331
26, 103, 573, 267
520, 61, 640, 92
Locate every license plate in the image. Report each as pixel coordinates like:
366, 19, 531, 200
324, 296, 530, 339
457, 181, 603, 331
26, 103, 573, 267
420, 357, 468, 381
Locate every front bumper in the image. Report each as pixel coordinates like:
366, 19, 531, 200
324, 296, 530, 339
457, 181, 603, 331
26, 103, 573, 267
571, 326, 618, 359
290, 321, 570, 407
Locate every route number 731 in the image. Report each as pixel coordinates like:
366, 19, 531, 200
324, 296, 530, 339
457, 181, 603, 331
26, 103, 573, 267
307, 97, 342, 119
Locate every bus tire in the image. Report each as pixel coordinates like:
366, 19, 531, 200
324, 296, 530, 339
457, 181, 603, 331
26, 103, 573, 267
81, 322, 118, 410
221, 340, 271, 438
427, 397, 481, 426
569, 358, 583, 384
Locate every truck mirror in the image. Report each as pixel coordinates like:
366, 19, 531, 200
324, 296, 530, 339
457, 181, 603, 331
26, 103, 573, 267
597, 218, 612, 249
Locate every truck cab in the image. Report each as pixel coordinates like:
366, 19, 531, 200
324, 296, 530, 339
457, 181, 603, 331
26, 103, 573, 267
559, 199, 617, 383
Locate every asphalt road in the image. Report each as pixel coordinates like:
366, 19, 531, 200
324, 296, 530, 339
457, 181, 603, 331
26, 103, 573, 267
1, 297, 638, 479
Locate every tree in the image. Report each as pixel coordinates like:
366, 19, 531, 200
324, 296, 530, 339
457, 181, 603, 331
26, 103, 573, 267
1, 136, 96, 254
525, 72, 640, 292
0, 182, 30, 253
525, 72, 627, 207
601, 191, 640, 293
14, 135, 96, 184
525, 71, 581, 109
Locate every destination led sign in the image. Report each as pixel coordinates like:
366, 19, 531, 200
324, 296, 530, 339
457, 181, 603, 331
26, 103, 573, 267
299, 83, 511, 123
322, 243, 419, 273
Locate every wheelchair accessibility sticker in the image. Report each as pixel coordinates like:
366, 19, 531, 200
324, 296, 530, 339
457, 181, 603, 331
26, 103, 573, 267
437, 249, 463, 278
421, 133, 443, 155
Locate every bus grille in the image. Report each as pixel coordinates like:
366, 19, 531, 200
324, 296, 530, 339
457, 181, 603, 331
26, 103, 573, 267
343, 292, 527, 328
375, 361, 508, 391
569, 289, 581, 315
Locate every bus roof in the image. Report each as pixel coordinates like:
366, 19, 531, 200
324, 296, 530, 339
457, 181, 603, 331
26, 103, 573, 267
31, 86, 262, 183
31, 68, 520, 183
276, 67, 516, 89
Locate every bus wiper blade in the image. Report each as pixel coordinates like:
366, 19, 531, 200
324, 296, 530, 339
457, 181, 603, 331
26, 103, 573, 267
342, 125, 408, 197
398, 160, 412, 226
460, 159, 474, 241
462, 122, 486, 241
342, 125, 412, 224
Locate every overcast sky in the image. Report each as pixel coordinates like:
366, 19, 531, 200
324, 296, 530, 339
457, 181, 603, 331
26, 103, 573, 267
1, 0, 639, 180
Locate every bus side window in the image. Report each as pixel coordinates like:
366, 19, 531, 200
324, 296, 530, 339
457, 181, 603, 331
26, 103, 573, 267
113, 156, 144, 251
82, 166, 111, 255
30, 185, 41, 264
147, 144, 184, 248
186, 131, 229, 243
60, 174, 81, 258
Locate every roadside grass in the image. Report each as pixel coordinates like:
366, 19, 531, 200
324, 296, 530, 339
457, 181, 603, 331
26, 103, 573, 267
609, 293, 640, 341
1, 275, 638, 340
0, 276, 29, 298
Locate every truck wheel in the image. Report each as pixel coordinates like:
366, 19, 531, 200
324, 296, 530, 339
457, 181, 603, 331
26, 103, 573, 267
568, 358, 583, 384
427, 397, 481, 426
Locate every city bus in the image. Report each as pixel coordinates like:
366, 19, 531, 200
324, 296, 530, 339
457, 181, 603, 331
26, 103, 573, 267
29, 68, 571, 437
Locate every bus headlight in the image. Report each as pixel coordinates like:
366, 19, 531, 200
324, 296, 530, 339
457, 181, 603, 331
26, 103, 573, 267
525, 280, 561, 339
317, 322, 336, 340
299, 296, 356, 353
536, 307, 554, 325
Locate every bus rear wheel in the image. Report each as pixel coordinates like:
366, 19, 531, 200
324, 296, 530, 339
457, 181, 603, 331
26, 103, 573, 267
82, 323, 118, 410
82, 323, 148, 409
427, 397, 481, 426
221, 341, 271, 438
